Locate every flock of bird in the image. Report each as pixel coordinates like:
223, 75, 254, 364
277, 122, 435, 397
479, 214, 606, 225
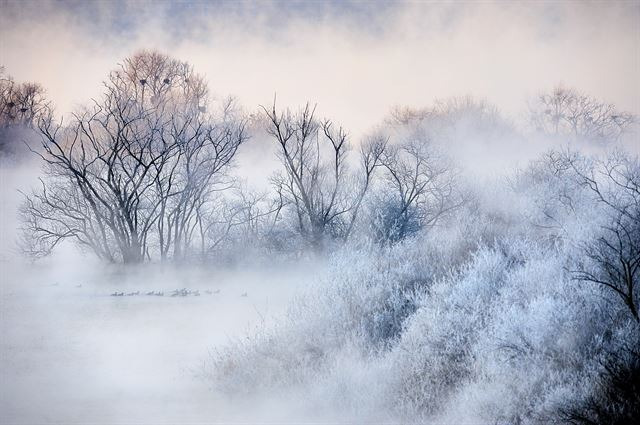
108, 288, 237, 297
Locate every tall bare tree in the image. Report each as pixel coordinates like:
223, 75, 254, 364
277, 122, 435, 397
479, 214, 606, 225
20, 51, 247, 263
561, 151, 640, 321
262, 101, 385, 249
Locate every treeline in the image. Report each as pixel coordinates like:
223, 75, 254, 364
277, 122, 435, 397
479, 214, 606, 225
2, 50, 636, 263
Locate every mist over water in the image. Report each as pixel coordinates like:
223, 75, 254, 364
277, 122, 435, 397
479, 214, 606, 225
1, 246, 318, 423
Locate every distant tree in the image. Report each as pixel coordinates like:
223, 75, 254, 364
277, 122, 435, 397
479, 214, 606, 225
529, 86, 635, 143
0, 66, 49, 129
388, 96, 507, 131
0, 66, 50, 155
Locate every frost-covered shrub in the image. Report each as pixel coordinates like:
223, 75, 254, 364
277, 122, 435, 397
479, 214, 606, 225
559, 336, 640, 425
211, 235, 637, 422
386, 240, 527, 416
209, 229, 481, 393
209, 149, 640, 423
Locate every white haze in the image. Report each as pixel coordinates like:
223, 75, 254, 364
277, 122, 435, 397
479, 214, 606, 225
1, 1, 640, 424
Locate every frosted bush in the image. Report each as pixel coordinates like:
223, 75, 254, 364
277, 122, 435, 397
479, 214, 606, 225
209, 149, 639, 423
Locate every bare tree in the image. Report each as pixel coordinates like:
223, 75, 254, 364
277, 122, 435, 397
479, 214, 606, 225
154, 97, 247, 262
262, 101, 384, 249
387, 96, 508, 134
1, 67, 51, 156
343, 132, 388, 239
20, 51, 246, 263
1, 67, 50, 129
375, 135, 462, 242
561, 150, 640, 321
529, 86, 635, 143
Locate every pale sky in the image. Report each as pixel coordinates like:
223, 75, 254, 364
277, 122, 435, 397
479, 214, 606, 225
1, 0, 639, 137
